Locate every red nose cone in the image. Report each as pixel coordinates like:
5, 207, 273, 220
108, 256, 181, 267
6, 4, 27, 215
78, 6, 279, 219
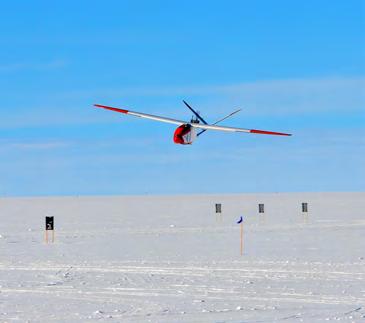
173, 135, 184, 144
173, 124, 191, 144
173, 125, 186, 144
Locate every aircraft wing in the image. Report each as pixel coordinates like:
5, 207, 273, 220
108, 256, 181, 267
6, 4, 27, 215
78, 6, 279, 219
94, 104, 186, 126
191, 123, 291, 136
95, 104, 291, 136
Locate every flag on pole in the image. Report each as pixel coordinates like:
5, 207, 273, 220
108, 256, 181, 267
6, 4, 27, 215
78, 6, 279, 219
237, 216, 243, 224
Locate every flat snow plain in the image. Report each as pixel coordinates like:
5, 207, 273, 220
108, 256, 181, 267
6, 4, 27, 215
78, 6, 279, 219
0, 192, 364, 322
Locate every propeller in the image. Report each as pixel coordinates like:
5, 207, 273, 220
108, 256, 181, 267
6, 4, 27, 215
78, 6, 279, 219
183, 100, 208, 125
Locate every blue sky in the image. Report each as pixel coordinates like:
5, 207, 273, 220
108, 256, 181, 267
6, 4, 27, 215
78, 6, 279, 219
0, 0, 364, 196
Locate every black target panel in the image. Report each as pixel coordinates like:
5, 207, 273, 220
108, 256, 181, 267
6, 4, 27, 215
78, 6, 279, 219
45, 216, 54, 230
258, 204, 265, 213
302, 203, 308, 213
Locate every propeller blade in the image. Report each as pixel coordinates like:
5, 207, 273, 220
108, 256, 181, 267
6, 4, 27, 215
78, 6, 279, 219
182, 100, 208, 125
197, 109, 242, 137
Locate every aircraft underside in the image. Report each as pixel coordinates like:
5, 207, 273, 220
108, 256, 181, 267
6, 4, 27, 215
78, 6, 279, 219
173, 124, 197, 145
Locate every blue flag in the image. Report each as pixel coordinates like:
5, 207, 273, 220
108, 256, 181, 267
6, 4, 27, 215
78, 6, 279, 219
237, 216, 243, 224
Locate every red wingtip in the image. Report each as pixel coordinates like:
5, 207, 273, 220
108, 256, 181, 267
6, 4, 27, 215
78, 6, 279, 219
94, 104, 129, 114
250, 129, 292, 136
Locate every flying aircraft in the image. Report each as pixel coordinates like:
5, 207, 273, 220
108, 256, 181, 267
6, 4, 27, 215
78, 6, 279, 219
94, 101, 291, 145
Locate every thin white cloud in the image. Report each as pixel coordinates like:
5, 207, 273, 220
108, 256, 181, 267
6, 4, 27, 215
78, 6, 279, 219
212, 76, 365, 116
66, 75, 365, 116
0, 76, 363, 129
0, 106, 113, 129
0, 140, 70, 152
0, 59, 68, 72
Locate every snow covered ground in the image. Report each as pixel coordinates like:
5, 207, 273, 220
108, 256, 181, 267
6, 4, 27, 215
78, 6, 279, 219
0, 192, 364, 322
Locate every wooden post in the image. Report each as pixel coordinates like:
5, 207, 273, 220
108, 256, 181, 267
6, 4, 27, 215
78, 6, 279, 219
302, 202, 309, 224
215, 203, 222, 222
258, 203, 265, 225
240, 222, 243, 256
45, 216, 54, 243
